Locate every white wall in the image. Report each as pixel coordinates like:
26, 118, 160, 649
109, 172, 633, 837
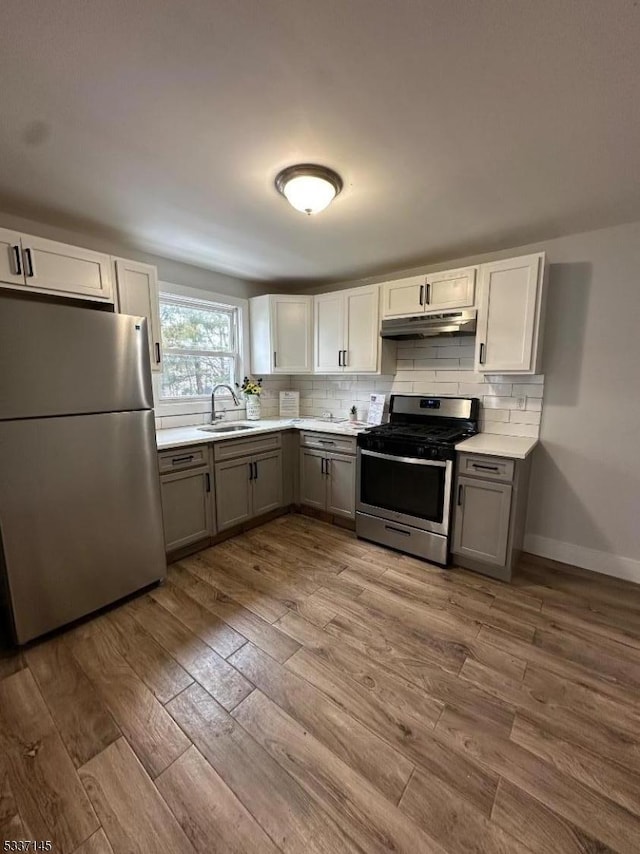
306, 220, 640, 581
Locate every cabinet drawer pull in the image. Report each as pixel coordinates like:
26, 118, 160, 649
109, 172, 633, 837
171, 454, 194, 464
24, 247, 35, 277
385, 525, 411, 537
155, 342, 161, 364
471, 463, 499, 472
12, 245, 22, 276
317, 439, 335, 445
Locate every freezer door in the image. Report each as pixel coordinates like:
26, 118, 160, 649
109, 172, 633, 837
0, 410, 166, 643
0, 295, 153, 419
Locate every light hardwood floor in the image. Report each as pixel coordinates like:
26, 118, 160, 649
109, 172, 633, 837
2, 513, 640, 853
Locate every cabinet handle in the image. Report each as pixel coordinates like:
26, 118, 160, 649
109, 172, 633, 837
457, 484, 463, 506
338, 350, 342, 367
325, 458, 331, 477
205, 472, 211, 492
342, 349, 348, 367
385, 524, 411, 537
12, 245, 22, 276
23, 248, 35, 277
253, 461, 258, 480
471, 463, 500, 472
479, 343, 486, 365
171, 454, 194, 464
273, 351, 277, 368
419, 284, 424, 306
426, 282, 431, 305
320, 458, 325, 475
155, 342, 161, 364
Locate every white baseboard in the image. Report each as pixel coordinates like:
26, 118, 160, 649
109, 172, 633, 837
523, 534, 640, 584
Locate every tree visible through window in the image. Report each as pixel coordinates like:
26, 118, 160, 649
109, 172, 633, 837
159, 295, 239, 399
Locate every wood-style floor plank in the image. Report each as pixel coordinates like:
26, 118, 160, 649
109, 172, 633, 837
149, 582, 247, 658
79, 738, 195, 854
131, 596, 253, 711
491, 777, 618, 854
229, 642, 414, 803
166, 683, 363, 854
436, 706, 640, 854
156, 745, 281, 854
70, 623, 190, 778
24, 636, 121, 768
0, 669, 99, 853
72, 828, 115, 854
232, 689, 448, 854
399, 767, 533, 854
168, 565, 301, 662
3, 513, 640, 854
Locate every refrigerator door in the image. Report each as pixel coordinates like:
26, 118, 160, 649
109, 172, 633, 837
0, 295, 153, 420
0, 410, 166, 643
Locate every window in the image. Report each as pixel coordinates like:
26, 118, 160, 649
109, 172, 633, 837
159, 293, 239, 400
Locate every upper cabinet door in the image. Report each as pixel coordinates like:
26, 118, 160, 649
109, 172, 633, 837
21, 235, 113, 301
115, 259, 162, 372
381, 276, 426, 318
0, 228, 26, 286
314, 292, 345, 373
271, 295, 313, 373
344, 285, 380, 372
424, 267, 476, 312
475, 254, 544, 374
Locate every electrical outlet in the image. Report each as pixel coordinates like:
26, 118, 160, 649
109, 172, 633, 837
516, 396, 527, 410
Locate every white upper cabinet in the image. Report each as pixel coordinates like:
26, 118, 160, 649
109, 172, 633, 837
314, 291, 345, 372
313, 284, 380, 373
250, 294, 313, 374
424, 266, 476, 311
0, 228, 113, 302
114, 259, 162, 372
475, 253, 546, 374
381, 275, 424, 318
381, 267, 476, 318
0, 228, 27, 286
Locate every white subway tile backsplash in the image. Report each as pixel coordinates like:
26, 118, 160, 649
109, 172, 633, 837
287, 357, 545, 440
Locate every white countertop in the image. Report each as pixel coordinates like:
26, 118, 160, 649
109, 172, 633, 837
455, 433, 538, 460
156, 417, 368, 450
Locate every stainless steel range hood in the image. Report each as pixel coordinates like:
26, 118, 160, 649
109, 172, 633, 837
380, 309, 476, 340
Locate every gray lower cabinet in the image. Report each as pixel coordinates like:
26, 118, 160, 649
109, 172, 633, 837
452, 476, 512, 565
215, 457, 253, 530
299, 448, 356, 519
452, 451, 532, 581
159, 465, 213, 552
215, 449, 283, 531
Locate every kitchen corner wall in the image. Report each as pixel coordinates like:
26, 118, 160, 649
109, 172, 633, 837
290, 336, 544, 439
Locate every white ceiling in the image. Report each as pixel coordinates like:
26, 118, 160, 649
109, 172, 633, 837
1, 0, 639, 284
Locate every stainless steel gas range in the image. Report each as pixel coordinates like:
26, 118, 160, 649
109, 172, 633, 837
356, 395, 479, 566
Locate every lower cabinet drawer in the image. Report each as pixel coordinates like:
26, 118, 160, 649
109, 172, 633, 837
158, 444, 209, 473
458, 453, 515, 482
299, 431, 356, 455
214, 432, 281, 462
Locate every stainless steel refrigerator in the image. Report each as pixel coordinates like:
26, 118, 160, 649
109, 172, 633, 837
0, 295, 166, 644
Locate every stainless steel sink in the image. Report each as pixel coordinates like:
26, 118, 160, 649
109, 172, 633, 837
198, 424, 259, 433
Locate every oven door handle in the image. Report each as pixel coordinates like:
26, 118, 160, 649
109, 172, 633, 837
359, 449, 447, 468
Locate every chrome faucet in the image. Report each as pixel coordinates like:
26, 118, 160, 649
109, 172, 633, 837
211, 384, 240, 422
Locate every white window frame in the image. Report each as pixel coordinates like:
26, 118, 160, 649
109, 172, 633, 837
153, 282, 249, 417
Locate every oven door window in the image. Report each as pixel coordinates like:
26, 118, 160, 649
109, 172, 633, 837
360, 453, 446, 523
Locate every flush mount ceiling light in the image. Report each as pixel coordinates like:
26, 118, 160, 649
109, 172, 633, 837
275, 164, 343, 215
